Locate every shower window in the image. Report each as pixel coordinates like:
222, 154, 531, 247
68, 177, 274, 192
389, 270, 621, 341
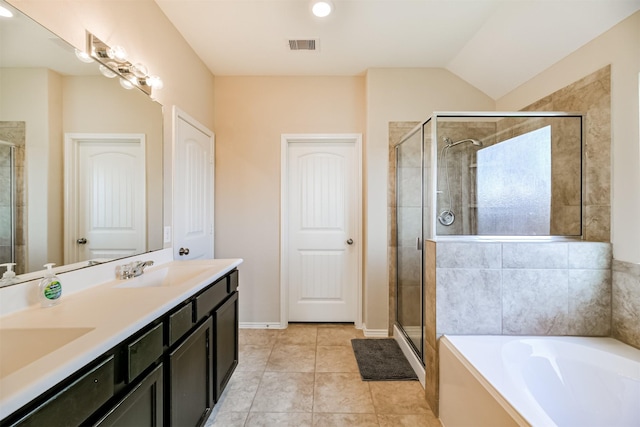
477, 126, 552, 235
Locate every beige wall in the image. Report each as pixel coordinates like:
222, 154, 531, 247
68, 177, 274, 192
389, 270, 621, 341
497, 11, 640, 264
365, 69, 495, 330
8, 0, 216, 232
213, 76, 365, 324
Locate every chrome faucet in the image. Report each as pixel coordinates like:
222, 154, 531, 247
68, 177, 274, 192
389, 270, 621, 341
132, 260, 154, 277
117, 260, 154, 279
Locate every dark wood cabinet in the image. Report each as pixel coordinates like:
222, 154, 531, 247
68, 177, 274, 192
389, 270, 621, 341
12, 357, 115, 427
168, 319, 213, 427
1, 269, 239, 427
213, 291, 238, 401
94, 364, 163, 427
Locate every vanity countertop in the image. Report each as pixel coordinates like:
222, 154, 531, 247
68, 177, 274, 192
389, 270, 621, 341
0, 258, 243, 420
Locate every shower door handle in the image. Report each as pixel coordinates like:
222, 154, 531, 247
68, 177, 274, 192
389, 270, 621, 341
416, 237, 422, 250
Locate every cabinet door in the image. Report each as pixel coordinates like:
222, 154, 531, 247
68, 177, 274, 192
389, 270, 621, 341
94, 364, 163, 427
213, 292, 238, 401
12, 356, 115, 427
168, 319, 213, 427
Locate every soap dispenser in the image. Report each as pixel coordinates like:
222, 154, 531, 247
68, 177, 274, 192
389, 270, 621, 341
0, 263, 17, 286
38, 263, 62, 307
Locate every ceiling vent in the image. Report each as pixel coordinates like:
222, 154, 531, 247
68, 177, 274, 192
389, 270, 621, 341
288, 39, 318, 51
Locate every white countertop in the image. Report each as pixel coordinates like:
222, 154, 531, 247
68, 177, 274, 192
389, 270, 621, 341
0, 257, 243, 419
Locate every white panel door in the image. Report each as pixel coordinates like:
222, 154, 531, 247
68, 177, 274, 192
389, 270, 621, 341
287, 141, 358, 322
76, 138, 146, 261
173, 107, 214, 260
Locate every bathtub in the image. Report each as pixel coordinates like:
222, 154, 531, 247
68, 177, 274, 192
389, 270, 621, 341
439, 335, 640, 427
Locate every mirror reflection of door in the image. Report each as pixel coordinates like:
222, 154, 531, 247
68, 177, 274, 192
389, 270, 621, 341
64, 133, 146, 264
172, 107, 214, 260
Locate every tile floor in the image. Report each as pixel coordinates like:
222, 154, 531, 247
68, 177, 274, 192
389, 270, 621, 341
205, 323, 442, 427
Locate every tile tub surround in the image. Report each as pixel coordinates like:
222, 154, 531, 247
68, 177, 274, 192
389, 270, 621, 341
612, 259, 640, 349
434, 240, 612, 336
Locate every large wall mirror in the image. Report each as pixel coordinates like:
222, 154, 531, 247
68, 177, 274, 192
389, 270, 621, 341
0, 3, 163, 285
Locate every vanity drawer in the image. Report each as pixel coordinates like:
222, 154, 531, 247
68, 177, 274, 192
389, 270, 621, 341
127, 323, 163, 383
15, 356, 115, 427
195, 277, 227, 320
228, 270, 238, 293
169, 302, 194, 346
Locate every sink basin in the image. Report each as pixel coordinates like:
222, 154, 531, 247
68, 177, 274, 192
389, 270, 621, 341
114, 264, 213, 289
0, 327, 95, 379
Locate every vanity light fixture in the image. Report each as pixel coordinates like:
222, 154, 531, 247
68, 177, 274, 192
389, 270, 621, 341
311, 0, 333, 17
87, 31, 163, 96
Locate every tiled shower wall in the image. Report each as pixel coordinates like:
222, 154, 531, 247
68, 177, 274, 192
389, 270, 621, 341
523, 65, 611, 242
0, 122, 26, 274
433, 241, 612, 337
612, 260, 640, 349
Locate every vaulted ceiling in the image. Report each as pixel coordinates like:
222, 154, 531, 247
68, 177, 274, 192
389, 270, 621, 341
155, 0, 640, 99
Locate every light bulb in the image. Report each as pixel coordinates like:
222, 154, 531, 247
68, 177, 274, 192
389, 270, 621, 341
74, 49, 94, 64
147, 75, 163, 90
107, 45, 127, 62
99, 64, 117, 78
131, 63, 148, 78
119, 77, 135, 90
0, 6, 14, 17
311, 1, 333, 17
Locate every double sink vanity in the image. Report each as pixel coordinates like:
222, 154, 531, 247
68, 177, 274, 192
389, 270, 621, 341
0, 255, 242, 426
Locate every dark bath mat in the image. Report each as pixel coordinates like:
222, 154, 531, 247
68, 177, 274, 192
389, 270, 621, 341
351, 338, 418, 381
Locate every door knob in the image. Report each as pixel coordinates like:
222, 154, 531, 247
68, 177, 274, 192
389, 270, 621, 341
346, 238, 354, 245
178, 247, 190, 256
77, 238, 87, 244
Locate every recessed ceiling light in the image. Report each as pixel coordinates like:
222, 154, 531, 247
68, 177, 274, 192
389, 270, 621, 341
311, 0, 333, 18
0, 5, 14, 18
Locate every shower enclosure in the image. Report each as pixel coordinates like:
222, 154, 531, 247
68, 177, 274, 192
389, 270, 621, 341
0, 141, 16, 266
394, 112, 584, 362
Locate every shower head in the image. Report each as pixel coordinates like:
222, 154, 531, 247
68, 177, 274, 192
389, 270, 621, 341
443, 137, 483, 148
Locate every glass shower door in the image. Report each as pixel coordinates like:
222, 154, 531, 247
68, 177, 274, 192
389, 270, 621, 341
395, 128, 423, 360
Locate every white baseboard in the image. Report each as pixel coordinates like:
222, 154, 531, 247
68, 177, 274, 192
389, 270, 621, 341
362, 325, 389, 337
240, 322, 379, 333
239, 322, 285, 329
394, 324, 426, 388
